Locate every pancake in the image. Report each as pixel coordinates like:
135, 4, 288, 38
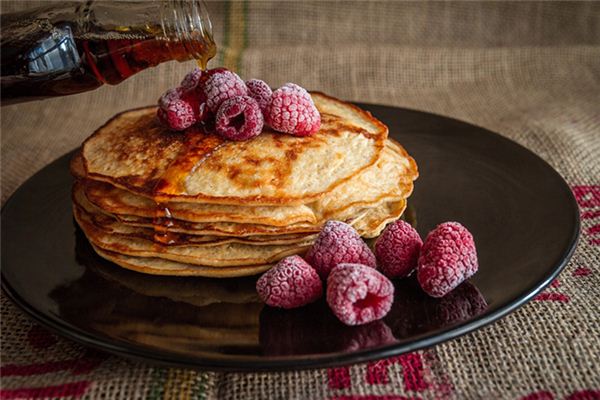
74, 186, 318, 246
76, 207, 313, 267
84, 180, 317, 226
80, 92, 388, 206
80, 140, 416, 226
353, 199, 407, 238
93, 246, 273, 277
107, 201, 396, 238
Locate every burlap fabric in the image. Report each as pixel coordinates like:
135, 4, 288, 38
2, 1, 599, 398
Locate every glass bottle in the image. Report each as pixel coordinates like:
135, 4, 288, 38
0, 0, 216, 105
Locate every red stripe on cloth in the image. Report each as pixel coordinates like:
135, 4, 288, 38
565, 389, 600, 400
366, 359, 391, 385
549, 279, 560, 288
519, 390, 554, 400
572, 186, 600, 208
573, 267, 592, 276
398, 353, 429, 392
590, 238, 600, 246
581, 210, 600, 219
534, 293, 570, 302
586, 224, 600, 235
0, 381, 91, 399
330, 396, 420, 400
327, 367, 352, 389
1, 359, 79, 376
364, 354, 428, 391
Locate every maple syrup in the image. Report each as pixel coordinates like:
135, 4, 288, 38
153, 203, 178, 246
149, 132, 225, 247
1, 1, 216, 104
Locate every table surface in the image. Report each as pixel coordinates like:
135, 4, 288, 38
1, 1, 599, 399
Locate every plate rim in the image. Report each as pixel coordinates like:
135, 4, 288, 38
1, 102, 581, 371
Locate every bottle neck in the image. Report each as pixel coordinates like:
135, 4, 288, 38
159, 0, 216, 69
0, 0, 216, 104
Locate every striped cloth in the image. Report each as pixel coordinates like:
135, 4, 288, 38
1, 1, 599, 399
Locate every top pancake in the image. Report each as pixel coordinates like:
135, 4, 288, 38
81, 92, 388, 206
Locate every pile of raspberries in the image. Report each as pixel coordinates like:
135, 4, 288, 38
257, 220, 478, 326
157, 68, 321, 140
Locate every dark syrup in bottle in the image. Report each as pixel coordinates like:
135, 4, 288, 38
1, 1, 216, 104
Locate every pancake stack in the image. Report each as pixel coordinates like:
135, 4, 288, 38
71, 92, 418, 277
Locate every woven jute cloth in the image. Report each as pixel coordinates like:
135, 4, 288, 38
2, 1, 599, 399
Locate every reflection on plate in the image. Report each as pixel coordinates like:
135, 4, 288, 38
48, 227, 487, 358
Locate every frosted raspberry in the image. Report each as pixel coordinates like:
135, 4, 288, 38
256, 255, 323, 309
245, 79, 272, 112
180, 67, 202, 91
158, 87, 184, 109
327, 263, 394, 326
202, 70, 248, 112
417, 222, 478, 298
157, 99, 196, 131
305, 220, 376, 279
266, 83, 321, 136
375, 220, 423, 279
215, 96, 264, 141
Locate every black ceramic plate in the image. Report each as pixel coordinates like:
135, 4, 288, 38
1, 104, 579, 371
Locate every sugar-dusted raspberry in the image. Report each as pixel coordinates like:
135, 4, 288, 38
215, 96, 264, 141
305, 220, 376, 279
327, 263, 395, 326
266, 83, 321, 136
245, 79, 272, 113
202, 70, 248, 112
157, 99, 196, 131
375, 220, 423, 279
417, 222, 478, 298
180, 67, 202, 91
158, 87, 184, 109
256, 255, 323, 309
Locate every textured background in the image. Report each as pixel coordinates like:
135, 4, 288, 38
1, 1, 600, 399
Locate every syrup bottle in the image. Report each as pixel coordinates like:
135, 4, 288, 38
0, 0, 216, 105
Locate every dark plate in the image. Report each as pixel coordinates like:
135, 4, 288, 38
1, 104, 579, 371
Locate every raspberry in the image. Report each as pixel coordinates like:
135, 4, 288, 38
327, 263, 395, 326
266, 83, 321, 136
215, 96, 264, 141
182, 68, 231, 123
305, 220, 376, 279
157, 84, 204, 128
156, 99, 196, 131
245, 79, 272, 113
202, 70, 248, 112
375, 220, 423, 279
158, 87, 184, 109
180, 67, 202, 91
417, 222, 478, 298
256, 255, 323, 309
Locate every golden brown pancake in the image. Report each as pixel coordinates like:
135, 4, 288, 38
72, 92, 418, 277
80, 93, 388, 205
